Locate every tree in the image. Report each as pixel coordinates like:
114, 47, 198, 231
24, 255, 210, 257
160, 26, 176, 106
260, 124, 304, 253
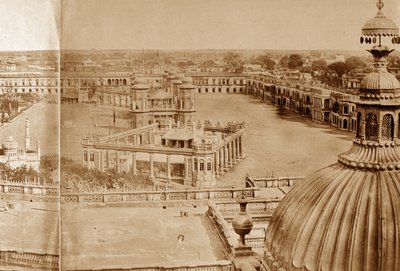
345, 56, 367, 71
223, 52, 244, 73
311, 59, 328, 71
388, 56, 400, 69
328, 61, 348, 78
288, 54, 304, 69
253, 55, 276, 70
279, 56, 290, 68
200, 59, 216, 67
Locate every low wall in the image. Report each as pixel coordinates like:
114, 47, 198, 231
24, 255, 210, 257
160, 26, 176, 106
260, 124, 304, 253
0, 180, 59, 202
66, 261, 233, 271
246, 176, 304, 188
60, 187, 259, 205
0, 250, 58, 270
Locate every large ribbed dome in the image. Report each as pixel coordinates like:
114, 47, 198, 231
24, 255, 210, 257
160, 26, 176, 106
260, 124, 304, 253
265, 154, 400, 271
360, 70, 400, 90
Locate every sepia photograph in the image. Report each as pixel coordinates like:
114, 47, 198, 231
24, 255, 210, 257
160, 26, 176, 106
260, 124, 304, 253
0, 0, 400, 270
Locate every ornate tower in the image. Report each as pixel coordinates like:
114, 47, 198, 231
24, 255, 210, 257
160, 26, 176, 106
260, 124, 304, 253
265, 1, 400, 271
130, 75, 150, 128
177, 77, 196, 125
25, 117, 31, 151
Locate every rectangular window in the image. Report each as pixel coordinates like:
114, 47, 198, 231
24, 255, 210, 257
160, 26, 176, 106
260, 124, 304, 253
207, 162, 212, 171
90, 153, 94, 162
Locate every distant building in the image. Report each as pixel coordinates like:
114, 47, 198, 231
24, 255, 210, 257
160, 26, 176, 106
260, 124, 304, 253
0, 118, 40, 171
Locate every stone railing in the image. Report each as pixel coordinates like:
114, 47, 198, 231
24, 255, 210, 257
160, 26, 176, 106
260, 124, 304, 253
214, 199, 280, 217
207, 199, 279, 253
61, 187, 259, 204
0, 179, 59, 202
246, 176, 304, 188
207, 202, 235, 255
0, 250, 59, 270
66, 261, 233, 271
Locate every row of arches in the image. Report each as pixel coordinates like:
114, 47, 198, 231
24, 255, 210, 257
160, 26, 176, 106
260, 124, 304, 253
194, 158, 213, 172
356, 112, 398, 140
107, 78, 127, 86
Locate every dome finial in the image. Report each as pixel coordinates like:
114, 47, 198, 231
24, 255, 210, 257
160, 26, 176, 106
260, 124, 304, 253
376, 0, 384, 11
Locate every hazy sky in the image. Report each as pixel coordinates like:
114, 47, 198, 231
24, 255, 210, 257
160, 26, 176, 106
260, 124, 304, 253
1, 0, 399, 51
0, 0, 59, 51
60, 0, 400, 51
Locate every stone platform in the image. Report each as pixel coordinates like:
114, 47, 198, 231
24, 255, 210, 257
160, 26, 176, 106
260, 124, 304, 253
61, 205, 228, 270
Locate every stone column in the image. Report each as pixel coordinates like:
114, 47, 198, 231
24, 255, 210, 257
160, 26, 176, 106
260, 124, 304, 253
361, 120, 366, 141
106, 150, 109, 168
240, 135, 246, 158
224, 145, 229, 171
133, 135, 136, 145
132, 153, 137, 175
99, 150, 103, 171
236, 138, 240, 160
184, 157, 190, 186
115, 151, 119, 173
149, 153, 154, 179
228, 142, 233, 167
167, 155, 171, 182
215, 150, 220, 176
232, 139, 237, 164
219, 148, 223, 173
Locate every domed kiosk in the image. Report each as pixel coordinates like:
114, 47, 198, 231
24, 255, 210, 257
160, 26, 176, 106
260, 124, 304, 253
265, 1, 400, 271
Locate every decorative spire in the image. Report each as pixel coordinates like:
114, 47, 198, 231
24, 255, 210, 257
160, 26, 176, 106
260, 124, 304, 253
360, 0, 399, 45
376, 0, 384, 11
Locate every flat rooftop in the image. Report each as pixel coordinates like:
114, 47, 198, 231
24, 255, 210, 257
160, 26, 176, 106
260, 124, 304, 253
0, 201, 59, 254
61, 205, 228, 270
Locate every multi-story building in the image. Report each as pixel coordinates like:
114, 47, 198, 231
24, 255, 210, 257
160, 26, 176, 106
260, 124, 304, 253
191, 73, 247, 94
245, 72, 359, 131
0, 71, 58, 96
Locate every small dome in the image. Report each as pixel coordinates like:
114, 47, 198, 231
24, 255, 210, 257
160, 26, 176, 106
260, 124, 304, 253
134, 76, 146, 85
2, 136, 19, 150
179, 77, 195, 89
181, 77, 193, 85
362, 14, 399, 36
152, 82, 161, 89
175, 73, 185, 80
360, 70, 400, 90
133, 76, 149, 89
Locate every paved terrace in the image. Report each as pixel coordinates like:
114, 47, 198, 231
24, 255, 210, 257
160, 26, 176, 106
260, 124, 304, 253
0, 201, 59, 255
61, 205, 228, 270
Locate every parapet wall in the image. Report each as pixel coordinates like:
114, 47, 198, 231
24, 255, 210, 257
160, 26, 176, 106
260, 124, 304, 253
61, 187, 259, 205
65, 261, 233, 271
0, 250, 58, 270
245, 176, 304, 188
0, 179, 59, 202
